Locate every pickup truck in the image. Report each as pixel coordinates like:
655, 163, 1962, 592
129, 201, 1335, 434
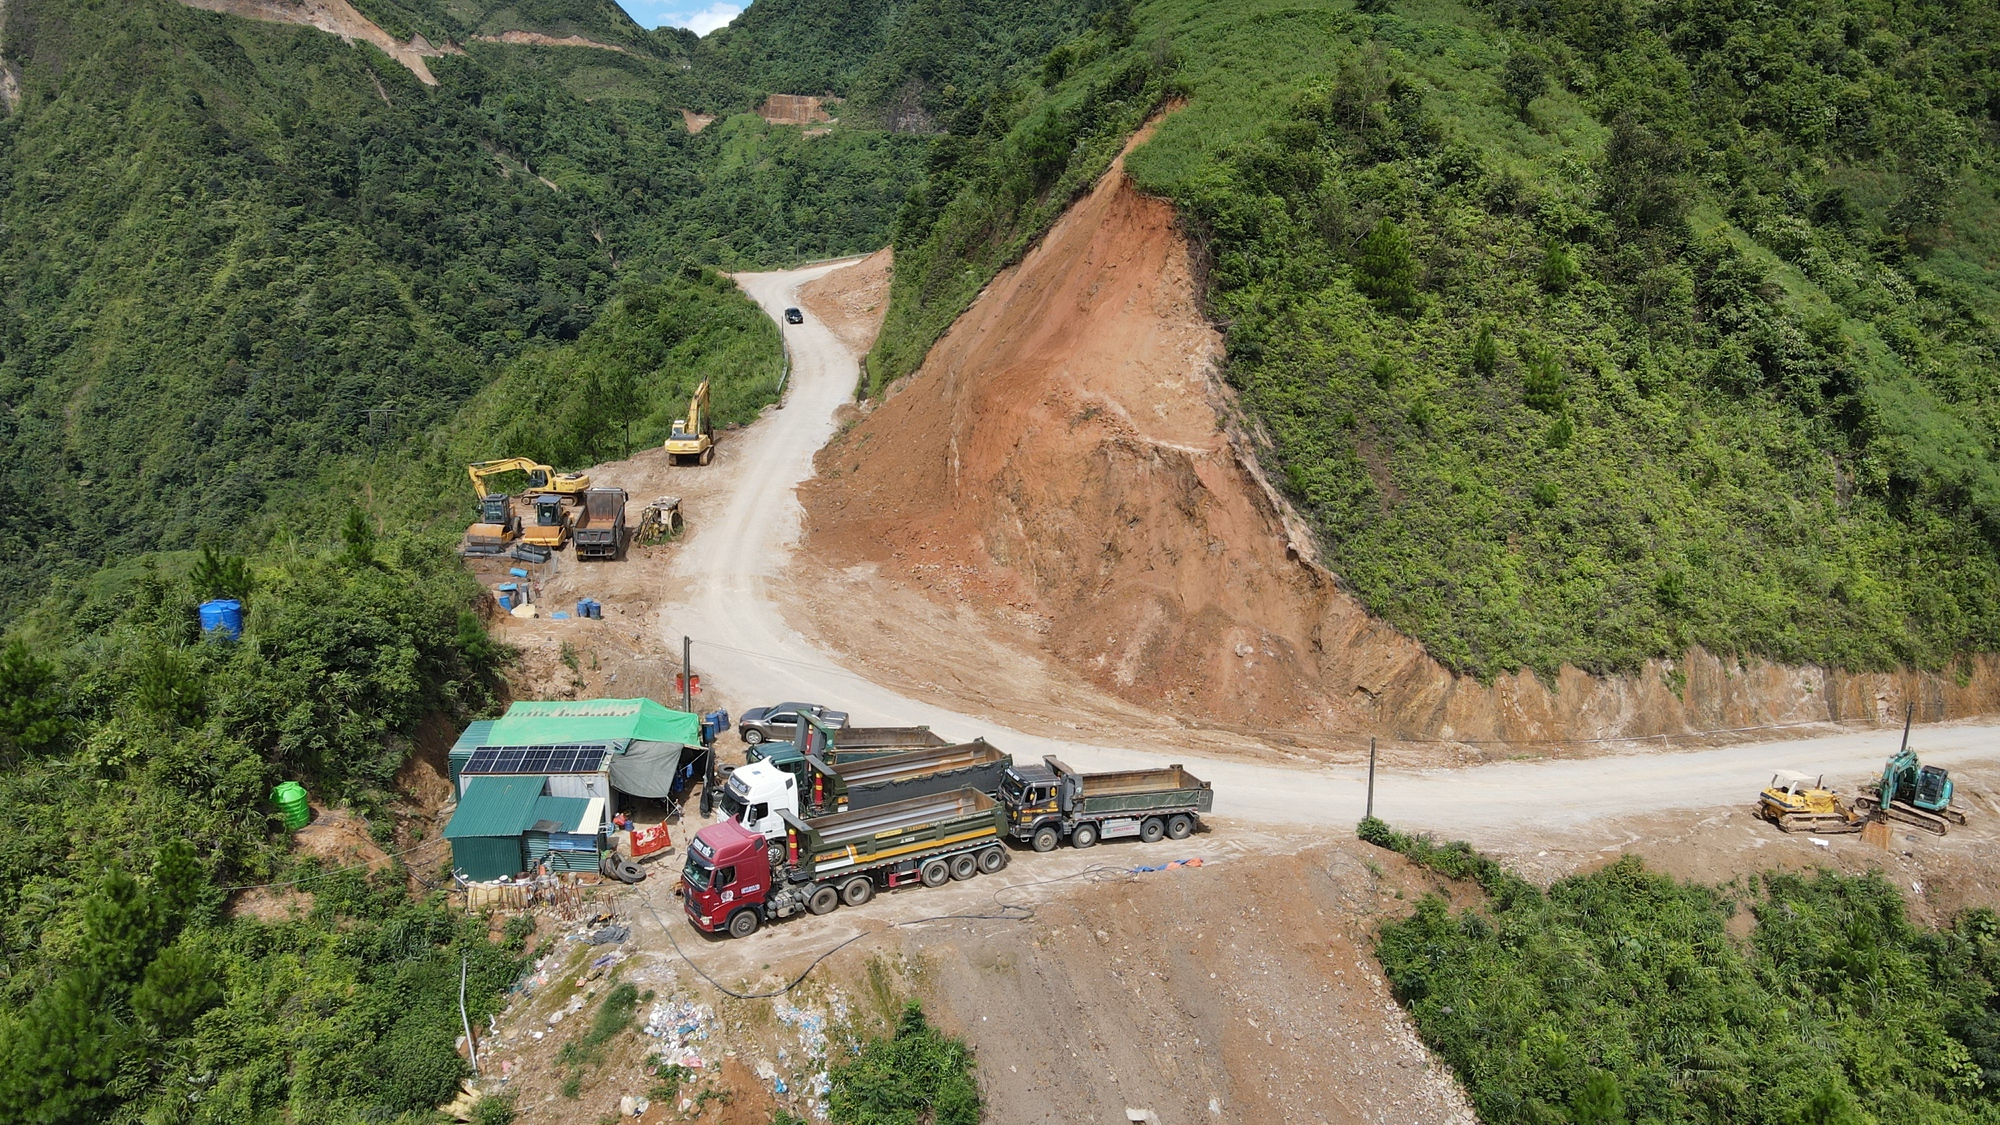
999, 756, 1213, 851
737, 702, 849, 746
718, 739, 1012, 839
681, 788, 1008, 938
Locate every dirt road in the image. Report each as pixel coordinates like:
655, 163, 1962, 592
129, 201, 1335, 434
651, 262, 2000, 849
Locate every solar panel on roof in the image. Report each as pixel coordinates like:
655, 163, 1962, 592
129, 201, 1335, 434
463, 745, 610, 775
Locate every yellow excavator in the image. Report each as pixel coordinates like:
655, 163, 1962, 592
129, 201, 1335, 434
664, 381, 714, 466
466, 458, 591, 502
463, 458, 590, 553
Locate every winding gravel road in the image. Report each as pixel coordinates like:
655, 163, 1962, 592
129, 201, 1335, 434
661, 262, 2000, 845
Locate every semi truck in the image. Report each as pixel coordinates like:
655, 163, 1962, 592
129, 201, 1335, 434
681, 788, 1009, 938
1000, 756, 1213, 851
717, 739, 1012, 839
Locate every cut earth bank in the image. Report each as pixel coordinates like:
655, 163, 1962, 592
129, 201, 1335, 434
794, 129, 2000, 751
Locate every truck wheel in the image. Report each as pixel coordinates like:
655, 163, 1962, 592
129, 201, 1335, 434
977, 846, 1008, 873
767, 841, 786, 870
1166, 814, 1193, 840
949, 853, 978, 881
727, 909, 761, 939
1140, 817, 1165, 843
1031, 826, 1059, 853
920, 858, 950, 887
1071, 823, 1099, 849
743, 728, 766, 746
841, 876, 875, 907
807, 885, 841, 915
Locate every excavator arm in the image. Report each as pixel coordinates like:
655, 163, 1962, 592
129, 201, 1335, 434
466, 457, 589, 501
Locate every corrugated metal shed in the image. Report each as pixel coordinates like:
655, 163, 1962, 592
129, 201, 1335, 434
445, 776, 545, 839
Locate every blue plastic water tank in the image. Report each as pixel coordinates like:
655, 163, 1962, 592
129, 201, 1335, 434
198, 599, 243, 641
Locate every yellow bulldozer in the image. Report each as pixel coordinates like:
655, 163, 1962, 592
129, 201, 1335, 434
1757, 771, 1863, 834
664, 381, 714, 466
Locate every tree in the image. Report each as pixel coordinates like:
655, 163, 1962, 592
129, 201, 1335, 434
1356, 218, 1417, 308
1501, 47, 1548, 118
191, 544, 253, 601
1471, 324, 1498, 377
0, 639, 69, 758
340, 506, 378, 569
1599, 114, 1690, 233
1539, 241, 1578, 292
1573, 1071, 1625, 1125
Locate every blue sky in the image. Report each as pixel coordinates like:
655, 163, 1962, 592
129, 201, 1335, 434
623, 1, 745, 34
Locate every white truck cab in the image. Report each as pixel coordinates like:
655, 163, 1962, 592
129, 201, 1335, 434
717, 760, 798, 839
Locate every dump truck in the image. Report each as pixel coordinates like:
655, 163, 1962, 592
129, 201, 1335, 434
1757, 771, 1863, 834
1000, 756, 1213, 851
717, 739, 1012, 839
573, 487, 628, 561
746, 712, 949, 764
680, 788, 1009, 938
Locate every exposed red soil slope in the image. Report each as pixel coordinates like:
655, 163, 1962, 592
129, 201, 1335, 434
176, 0, 460, 84
799, 133, 2000, 743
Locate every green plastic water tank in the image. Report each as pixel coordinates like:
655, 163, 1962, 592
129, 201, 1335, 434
271, 782, 311, 831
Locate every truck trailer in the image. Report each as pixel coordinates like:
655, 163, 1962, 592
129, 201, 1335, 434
744, 712, 950, 768
1000, 756, 1213, 851
718, 739, 1012, 839
681, 787, 1008, 938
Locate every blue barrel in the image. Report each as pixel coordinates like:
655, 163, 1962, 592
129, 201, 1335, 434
198, 599, 243, 641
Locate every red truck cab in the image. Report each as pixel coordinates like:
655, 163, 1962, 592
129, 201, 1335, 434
681, 819, 772, 936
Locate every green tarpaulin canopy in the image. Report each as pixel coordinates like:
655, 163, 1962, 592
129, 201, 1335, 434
488, 698, 699, 747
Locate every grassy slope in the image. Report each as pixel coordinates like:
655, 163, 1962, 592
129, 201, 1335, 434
873, 0, 2000, 681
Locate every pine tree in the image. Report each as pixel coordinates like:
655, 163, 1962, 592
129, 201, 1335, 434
1356, 218, 1416, 309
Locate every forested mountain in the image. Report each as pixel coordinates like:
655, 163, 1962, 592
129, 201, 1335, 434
873, 0, 2000, 680
0, 2, 1103, 1121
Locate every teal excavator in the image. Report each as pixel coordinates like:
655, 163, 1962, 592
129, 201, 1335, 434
1852, 704, 1967, 836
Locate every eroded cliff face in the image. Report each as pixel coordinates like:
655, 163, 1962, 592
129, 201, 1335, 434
801, 132, 2000, 743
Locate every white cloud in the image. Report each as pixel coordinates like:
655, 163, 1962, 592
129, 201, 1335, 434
626, 1, 744, 35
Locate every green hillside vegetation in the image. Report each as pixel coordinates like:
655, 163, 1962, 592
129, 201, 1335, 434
872, 0, 2000, 681
0, 0, 925, 610
0, 531, 528, 1124
1363, 818, 2000, 1125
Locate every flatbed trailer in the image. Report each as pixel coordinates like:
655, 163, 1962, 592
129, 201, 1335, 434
681, 788, 1008, 938
1000, 756, 1213, 851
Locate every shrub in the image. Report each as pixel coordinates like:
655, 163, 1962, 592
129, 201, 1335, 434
1356, 218, 1418, 309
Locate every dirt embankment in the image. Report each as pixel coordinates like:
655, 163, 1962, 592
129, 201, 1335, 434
471, 30, 632, 54
798, 132, 2000, 747
797, 249, 892, 358
757, 95, 833, 125
176, 0, 460, 84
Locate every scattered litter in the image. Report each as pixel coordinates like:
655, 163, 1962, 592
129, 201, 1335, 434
510, 603, 537, 618
552, 611, 570, 620
1131, 857, 1205, 873
1914, 880, 1925, 894
587, 924, 630, 945
590, 951, 623, 970
644, 999, 716, 1069
619, 1094, 650, 1116
1809, 838, 1830, 848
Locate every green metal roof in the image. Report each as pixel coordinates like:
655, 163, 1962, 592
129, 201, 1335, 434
529, 796, 593, 833
451, 720, 497, 754
445, 776, 546, 839
488, 698, 699, 747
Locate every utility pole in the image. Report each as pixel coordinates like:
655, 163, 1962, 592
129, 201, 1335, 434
688, 635, 712, 817
1365, 737, 1377, 820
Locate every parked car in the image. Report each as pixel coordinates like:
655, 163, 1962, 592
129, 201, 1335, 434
737, 702, 849, 745
784, 307, 804, 324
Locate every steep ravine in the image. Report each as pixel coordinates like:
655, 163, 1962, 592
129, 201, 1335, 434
800, 136, 2000, 745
